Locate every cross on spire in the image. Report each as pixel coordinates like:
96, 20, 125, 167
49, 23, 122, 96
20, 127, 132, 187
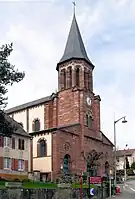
72, 1, 76, 15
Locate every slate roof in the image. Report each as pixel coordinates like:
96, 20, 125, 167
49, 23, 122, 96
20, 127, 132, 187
116, 149, 135, 157
5, 95, 51, 114
1, 111, 30, 138
57, 14, 94, 70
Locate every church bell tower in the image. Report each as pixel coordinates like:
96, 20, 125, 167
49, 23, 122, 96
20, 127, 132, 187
56, 12, 101, 138
57, 13, 94, 92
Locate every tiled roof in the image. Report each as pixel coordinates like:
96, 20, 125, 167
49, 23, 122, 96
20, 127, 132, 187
57, 14, 94, 70
5, 96, 51, 114
1, 111, 30, 138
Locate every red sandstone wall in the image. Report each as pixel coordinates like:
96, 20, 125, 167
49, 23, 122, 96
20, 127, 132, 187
52, 125, 83, 180
57, 89, 80, 126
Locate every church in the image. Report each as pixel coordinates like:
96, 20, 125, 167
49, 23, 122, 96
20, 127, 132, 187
6, 13, 113, 181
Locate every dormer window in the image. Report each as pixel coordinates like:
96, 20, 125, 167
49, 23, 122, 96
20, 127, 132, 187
18, 122, 23, 128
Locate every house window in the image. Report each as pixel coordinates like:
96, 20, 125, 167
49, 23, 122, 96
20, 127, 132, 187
18, 159, 24, 171
4, 157, 11, 169
18, 139, 25, 150
32, 118, 40, 132
12, 137, 15, 149
4, 137, 11, 147
37, 139, 47, 157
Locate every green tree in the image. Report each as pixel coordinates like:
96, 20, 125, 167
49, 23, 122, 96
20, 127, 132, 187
0, 43, 25, 108
0, 43, 25, 136
85, 150, 103, 176
131, 162, 135, 169
0, 110, 13, 137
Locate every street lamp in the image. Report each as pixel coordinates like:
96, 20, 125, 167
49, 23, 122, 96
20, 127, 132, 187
60, 164, 63, 170
114, 116, 127, 187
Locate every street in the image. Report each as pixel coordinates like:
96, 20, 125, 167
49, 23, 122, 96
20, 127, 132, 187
115, 180, 135, 199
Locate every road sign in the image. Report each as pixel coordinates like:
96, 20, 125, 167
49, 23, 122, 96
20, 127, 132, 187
89, 176, 102, 184
90, 188, 95, 196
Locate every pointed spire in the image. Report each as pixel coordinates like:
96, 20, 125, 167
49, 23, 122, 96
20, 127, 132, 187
72, 1, 76, 16
57, 13, 94, 70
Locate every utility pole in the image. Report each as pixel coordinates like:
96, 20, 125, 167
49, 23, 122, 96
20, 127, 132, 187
124, 144, 128, 182
114, 116, 127, 187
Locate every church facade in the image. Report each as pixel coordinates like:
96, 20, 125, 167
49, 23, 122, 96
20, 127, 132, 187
6, 14, 113, 181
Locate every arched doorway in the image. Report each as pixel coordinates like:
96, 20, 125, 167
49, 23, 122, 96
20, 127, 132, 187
63, 154, 70, 173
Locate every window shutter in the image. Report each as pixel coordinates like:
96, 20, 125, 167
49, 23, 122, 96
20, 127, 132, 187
11, 158, 15, 170
25, 160, 28, 172
37, 142, 40, 157
12, 137, 15, 149
22, 140, 24, 150
0, 136, 3, 147
15, 159, 18, 171
0, 157, 3, 169
18, 139, 21, 149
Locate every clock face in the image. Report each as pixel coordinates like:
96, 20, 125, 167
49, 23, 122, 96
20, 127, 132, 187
86, 97, 91, 106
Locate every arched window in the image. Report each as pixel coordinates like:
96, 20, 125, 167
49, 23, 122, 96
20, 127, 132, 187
86, 114, 92, 128
84, 69, 89, 89
63, 69, 66, 89
88, 73, 92, 91
69, 67, 72, 88
86, 114, 89, 126
63, 154, 70, 173
76, 68, 80, 87
84, 71, 87, 89
60, 70, 64, 90
32, 118, 40, 132
88, 116, 92, 128
66, 67, 72, 89
37, 139, 47, 157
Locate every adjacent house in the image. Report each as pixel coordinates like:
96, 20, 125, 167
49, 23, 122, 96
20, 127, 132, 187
116, 149, 135, 170
0, 112, 32, 181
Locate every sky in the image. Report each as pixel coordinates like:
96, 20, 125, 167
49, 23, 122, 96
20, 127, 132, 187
0, 0, 135, 149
